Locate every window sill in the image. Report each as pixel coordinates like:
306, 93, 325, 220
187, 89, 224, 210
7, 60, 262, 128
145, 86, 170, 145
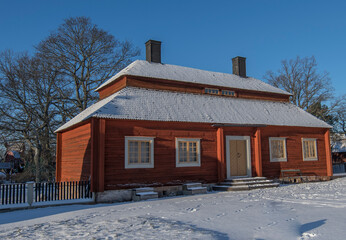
270, 159, 287, 163
303, 158, 318, 161
125, 164, 154, 169
176, 163, 201, 167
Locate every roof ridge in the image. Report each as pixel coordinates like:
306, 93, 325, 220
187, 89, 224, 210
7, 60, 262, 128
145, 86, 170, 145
95, 60, 291, 96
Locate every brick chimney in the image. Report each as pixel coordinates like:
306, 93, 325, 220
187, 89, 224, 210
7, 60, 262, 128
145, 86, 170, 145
145, 40, 161, 63
232, 56, 246, 77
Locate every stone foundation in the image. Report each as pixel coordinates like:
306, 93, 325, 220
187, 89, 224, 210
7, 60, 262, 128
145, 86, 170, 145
279, 176, 332, 184
95, 189, 132, 203
95, 183, 215, 203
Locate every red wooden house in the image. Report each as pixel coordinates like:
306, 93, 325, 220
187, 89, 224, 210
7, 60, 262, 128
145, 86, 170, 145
55, 40, 332, 193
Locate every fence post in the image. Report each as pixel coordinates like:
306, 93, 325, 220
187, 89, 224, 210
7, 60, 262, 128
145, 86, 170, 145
27, 182, 34, 206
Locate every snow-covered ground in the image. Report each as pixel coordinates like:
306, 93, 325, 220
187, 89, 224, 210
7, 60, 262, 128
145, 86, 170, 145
0, 178, 346, 240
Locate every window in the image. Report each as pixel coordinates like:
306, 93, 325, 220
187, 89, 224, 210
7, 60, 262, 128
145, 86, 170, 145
125, 137, 154, 168
205, 88, 219, 95
176, 138, 201, 167
302, 138, 318, 161
269, 137, 287, 162
222, 90, 235, 96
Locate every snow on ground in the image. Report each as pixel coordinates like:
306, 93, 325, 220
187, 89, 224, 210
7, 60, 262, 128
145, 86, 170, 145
0, 178, 346, 240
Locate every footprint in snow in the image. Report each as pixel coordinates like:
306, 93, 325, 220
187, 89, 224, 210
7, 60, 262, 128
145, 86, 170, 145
186, 208, 197, 212
267, 221, 277, 226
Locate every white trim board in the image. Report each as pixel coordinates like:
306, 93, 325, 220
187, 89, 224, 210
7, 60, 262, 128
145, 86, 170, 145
225, 136, 252, 178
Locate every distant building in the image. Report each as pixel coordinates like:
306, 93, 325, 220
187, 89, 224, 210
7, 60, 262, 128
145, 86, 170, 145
3, 142, 25, 172
332, 134, 346, 164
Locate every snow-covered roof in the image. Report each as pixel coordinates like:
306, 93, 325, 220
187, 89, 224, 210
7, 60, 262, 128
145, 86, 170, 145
56, 87, 330, 132
96, 60, 291, 96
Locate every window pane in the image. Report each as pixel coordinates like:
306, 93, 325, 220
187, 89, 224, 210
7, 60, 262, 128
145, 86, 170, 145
310, 141, 315, 157
140, 141, 150, 163
271, 139, 285, 159
129, 141, 139, 163
179, 142, 187, 162
303, 140, 316, 159
188, 142, 197, 162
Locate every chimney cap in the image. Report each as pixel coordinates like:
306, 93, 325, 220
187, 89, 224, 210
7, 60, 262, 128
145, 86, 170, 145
232, 56, 246, 60
145, 39, 162, 45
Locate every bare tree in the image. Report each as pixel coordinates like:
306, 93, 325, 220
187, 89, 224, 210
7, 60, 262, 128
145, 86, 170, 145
36, 16, 140, 116
0, 50, 61, 182
0, 17, 140, 181
264, 56, 333, 111
334, 95, 346, 133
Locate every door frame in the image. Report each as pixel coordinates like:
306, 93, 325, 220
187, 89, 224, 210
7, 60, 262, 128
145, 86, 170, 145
225, 136, 252, 178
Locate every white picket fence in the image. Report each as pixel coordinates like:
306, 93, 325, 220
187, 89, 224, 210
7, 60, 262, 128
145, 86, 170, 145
0, 181, 94, 210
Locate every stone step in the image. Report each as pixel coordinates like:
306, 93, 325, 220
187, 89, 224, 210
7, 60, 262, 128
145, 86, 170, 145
213, 180, 280, 192
224, 177, 267, 183
133, 187, 155, 194
249, 183, 280, 189
220, 180, 274, 186
183, 182, 202, 190
135, 191, 158, 200
183, 186, 208, 195
213, 185, 249, 191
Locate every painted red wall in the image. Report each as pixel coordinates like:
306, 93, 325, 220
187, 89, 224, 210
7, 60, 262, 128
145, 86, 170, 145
57, 119, 330, 190
97, 76, 290, 102
260, 126, 328, 178
104, 120, 219, 190
58, 122, 91, 181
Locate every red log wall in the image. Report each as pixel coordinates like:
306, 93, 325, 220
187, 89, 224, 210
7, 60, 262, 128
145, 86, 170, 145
97, 76, 290, 102
103, 120, 219, 190
58, 122, 92, 182
260, 126, 328, 177
57, 119, 331, 190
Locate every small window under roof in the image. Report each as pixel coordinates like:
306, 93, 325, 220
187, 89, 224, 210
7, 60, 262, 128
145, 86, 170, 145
205, 88, 219, 95
222, 90, 235, 96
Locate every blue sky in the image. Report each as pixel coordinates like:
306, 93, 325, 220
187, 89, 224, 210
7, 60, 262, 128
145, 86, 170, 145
0, 0, 345, 96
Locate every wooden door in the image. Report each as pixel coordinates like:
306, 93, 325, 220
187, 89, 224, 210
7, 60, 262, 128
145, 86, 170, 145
229, 140, 247, 176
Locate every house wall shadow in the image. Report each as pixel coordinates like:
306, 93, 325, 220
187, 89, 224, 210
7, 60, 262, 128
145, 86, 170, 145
299, 219, 326, 235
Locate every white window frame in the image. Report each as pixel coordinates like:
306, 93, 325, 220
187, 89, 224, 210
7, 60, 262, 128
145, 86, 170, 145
302, 138, 318, 161
125, 136, 154, 169
269, 137, 287, 162
175, 138, 201, 167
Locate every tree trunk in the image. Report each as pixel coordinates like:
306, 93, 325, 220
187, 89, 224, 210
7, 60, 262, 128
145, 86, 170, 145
33, 146, 41, 182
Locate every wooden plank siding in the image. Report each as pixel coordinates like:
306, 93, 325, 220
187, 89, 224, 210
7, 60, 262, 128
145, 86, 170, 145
97, 75, 290, 102
260, 126, 329, 178
103, 119, 219, 190
216, 128, 225, 182
254, 128, 263, 177
59, 122, 92, 182
55, 133, 62, 181
324, 129, 333, 176
98, 77, 127, 100
57, 118, 331, 191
